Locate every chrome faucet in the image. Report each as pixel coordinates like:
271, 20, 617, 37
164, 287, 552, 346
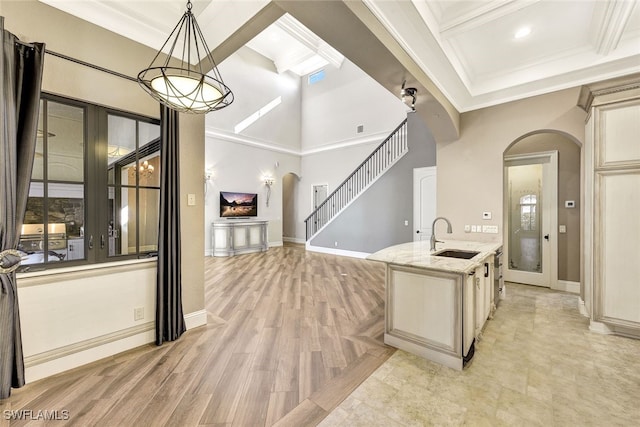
430, 217, 452, 251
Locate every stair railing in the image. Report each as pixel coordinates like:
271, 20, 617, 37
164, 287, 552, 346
304, 119, 409, 240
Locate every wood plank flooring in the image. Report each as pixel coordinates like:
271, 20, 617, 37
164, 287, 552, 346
1, 243, 393, 426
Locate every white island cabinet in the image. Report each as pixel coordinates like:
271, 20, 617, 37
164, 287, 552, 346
211, 219, 268, 257
368, 240, 502, 370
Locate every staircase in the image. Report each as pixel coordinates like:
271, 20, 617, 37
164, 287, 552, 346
304, 119, 409, 240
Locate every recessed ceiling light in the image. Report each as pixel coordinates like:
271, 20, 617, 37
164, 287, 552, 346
514, 27, 531, 39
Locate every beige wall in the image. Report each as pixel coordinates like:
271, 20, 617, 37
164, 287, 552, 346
5, 1, 205, 317
437, 88, 586, 253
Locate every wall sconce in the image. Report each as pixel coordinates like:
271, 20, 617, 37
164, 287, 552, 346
204, 168, 214, 200
401, 80, 417, 111
263, 176, 275, 207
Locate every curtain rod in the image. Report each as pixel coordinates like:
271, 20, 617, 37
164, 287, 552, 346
15, 39, 137, 83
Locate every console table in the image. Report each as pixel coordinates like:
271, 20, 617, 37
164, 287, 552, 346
211, 219, 268, 257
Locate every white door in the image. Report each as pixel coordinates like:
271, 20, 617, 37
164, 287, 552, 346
413, 167, 437, 242
312, 184, 328, 210
503, 152, 558, 288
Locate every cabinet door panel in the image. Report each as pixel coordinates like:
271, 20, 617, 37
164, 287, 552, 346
599, 101, 640, 166
390, 270, 457, 352
214, 228, 230, 250
598, 172, 640, 323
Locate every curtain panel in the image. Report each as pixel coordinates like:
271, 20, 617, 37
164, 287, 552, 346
156, 105, 186, 345
0, 17, 45, 399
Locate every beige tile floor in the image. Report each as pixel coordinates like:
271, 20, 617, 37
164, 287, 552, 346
319, 283, 640, 426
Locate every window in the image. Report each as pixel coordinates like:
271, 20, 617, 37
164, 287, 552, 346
18, 94, 160, 271
107, 115, 160, 257
520, 194, 537, 231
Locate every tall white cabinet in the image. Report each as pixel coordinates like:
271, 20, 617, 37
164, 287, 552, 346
581, 76, 640, 338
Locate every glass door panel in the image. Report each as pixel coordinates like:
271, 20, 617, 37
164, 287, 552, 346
507, 163, 543, 273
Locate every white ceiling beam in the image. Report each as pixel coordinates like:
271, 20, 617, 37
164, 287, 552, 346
273, 50, 315, 74
275, 14, 344, 69
593, 0, 639, 55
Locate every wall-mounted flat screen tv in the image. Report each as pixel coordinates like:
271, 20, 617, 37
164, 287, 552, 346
220, 191, 258, 218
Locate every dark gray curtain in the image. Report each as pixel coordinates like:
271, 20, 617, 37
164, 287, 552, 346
0, 18, 45, 399
156, 105, 186, 345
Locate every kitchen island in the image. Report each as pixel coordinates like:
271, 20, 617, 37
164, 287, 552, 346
368, 240, 502, 370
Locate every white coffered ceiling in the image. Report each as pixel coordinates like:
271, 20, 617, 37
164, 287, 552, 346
39, 0, 640, 112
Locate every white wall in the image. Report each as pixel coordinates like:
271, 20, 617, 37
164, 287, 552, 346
205, 52, 408, 244
204, 137, 301, 254
208, 47, 302, 152
18, 262, 157, 382
301, 60, 407, 151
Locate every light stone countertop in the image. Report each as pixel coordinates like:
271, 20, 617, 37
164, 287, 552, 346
367, 239, 503, 274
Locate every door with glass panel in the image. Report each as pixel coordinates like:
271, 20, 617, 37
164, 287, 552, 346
504, 152, 558, 287
107, 114, 160, 258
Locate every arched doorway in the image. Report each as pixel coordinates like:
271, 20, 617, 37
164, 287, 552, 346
503, 131, 581, 292
282, 172, 301, 244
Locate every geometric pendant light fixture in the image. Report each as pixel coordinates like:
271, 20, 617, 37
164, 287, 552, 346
138, 0, 234, 113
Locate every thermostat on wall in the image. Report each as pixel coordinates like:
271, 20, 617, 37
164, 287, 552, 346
565, 200, 575, 208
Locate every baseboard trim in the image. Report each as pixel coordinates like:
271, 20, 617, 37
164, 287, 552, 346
305, 243, 370, 259
185, 309, 207, 330
24, 322, 154, 369
283, 236, 305, 244
589, 320, 613, 335
578, 298, 589, 317
553, 280, 580, 294
25, 309, 206, 383
269, 241, 284, 248
24, 322, 155, 383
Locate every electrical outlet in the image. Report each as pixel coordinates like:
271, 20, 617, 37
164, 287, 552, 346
134, 307, 144, 321
464, 225, 471, 233
187, 193, 196, 206
471, 225, 477, 233
334, 241, 338, 247
404, 220, 409, 226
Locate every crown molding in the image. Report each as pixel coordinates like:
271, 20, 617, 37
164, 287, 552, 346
205, 127, 390, 157
594, 0, 638, 55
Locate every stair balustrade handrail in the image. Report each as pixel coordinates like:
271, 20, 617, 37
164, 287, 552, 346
304, 119, 409, 240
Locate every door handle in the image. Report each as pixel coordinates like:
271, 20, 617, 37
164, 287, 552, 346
416, 230, 420, 234
544, 234, 550, 241
88, 235, 94, 249
100, 235, 105, 249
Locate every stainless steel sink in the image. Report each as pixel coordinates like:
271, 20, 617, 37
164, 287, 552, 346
432, 249, 480, 260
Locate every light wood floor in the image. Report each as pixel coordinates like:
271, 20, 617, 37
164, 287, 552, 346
1, 243, 393, 426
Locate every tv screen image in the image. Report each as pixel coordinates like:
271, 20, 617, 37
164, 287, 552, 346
220, 191, 258, 218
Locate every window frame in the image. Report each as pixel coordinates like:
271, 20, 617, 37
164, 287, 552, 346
18, 93, 161, 272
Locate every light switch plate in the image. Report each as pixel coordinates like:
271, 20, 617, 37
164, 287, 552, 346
187, 193, 196, 206
482, 225, 499, 234
559, 225, 567, 233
